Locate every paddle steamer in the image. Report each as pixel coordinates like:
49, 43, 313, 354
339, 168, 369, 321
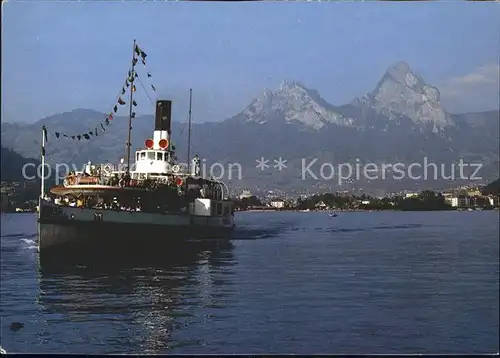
38, 42, 234, 253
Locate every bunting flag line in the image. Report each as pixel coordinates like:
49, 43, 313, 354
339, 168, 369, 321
140, 64, 156, 94
42, 42, 157, 143
47, 69, 130, 141
135, 44, 147, 61
135, 41, 158, 102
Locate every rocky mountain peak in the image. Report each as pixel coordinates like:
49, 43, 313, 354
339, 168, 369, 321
359, 61, 452, 130
277, 80, 306, 93
386, 62, 413, 83
241, 80, 352, 129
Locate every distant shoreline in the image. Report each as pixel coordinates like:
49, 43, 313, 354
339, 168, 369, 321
238, 208, 498, 213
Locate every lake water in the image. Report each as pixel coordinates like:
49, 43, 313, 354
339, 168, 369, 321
0, 211, 498, 354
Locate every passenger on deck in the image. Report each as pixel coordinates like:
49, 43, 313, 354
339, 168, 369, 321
85, 161, 92, 175
118, 173, 126, 187
192, 154, 201, 176
124, 172, 131, 186
110, 174, 119, 186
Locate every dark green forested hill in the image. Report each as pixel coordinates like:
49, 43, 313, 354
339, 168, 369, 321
1, 146, 41, 182
482, 178, 500, 195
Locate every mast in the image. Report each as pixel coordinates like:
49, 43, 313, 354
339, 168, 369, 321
187, 88, 192, 175
126, 39, 136, 173
40, 126, 46, 200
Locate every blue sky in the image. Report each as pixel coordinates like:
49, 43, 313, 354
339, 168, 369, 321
2, 1, 499, 123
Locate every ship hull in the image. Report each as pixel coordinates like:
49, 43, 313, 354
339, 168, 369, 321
38, 203, 235, 259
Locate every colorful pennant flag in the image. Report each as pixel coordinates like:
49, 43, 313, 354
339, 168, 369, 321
42, 125, 48, 142
135, 44, 147, 60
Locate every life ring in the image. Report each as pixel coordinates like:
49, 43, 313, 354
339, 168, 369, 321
172, 164, 180, 173
102, 163, 113, 175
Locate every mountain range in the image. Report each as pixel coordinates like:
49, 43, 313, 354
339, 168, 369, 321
2, 61, 499, 195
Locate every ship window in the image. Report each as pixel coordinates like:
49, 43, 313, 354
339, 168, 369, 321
157, 152, 163, 161
136, 153, 139, 161
148, 152, 155, 160
140, 152, 146, 159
